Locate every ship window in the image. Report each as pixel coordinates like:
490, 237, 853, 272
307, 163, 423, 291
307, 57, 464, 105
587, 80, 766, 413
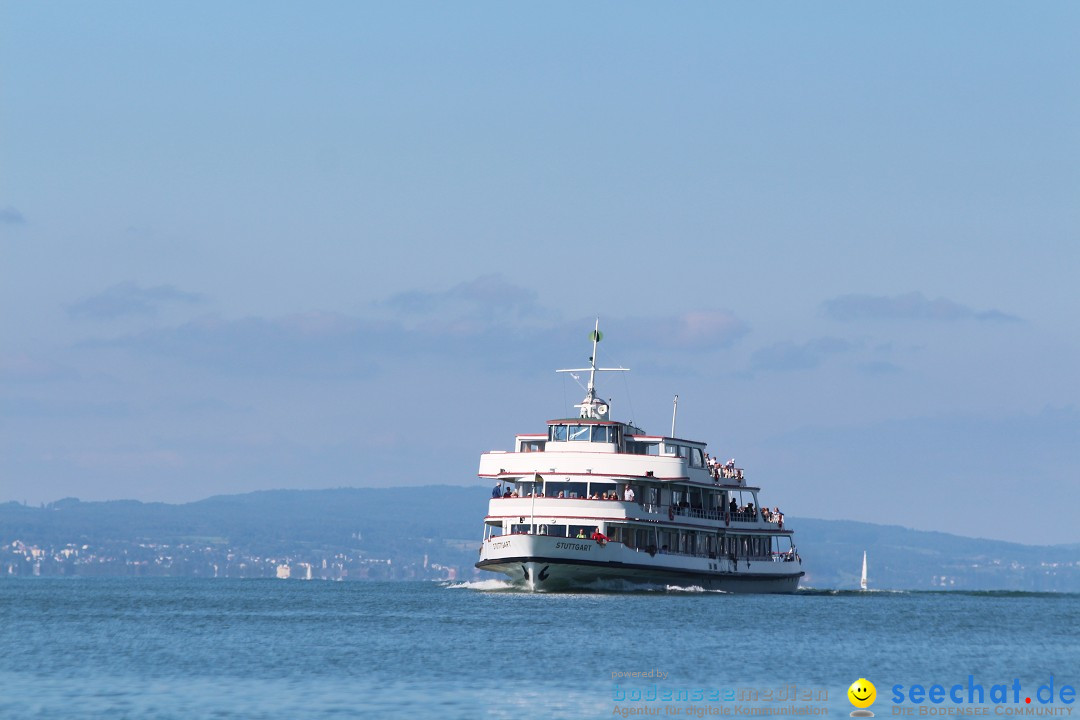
664, 443, 689, 458
569, 525, 595, 539
547, 481, 587, 498
591, 425, 613, 443
661, 531, 674, 552
521, 440, 545, 452
550, 425, 568, 442
628, 441, 660, 456
690, 448, 704, 468
568, 424, 591, 442
585, 481, 615, 497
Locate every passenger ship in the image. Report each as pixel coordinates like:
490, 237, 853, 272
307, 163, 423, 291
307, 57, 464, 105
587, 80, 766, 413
475, 325, 804, 592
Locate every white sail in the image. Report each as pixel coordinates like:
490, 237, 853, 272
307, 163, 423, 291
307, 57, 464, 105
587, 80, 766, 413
860, 551, 868, 591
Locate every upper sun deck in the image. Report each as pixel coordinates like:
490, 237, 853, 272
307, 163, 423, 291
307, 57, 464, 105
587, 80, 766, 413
478, 419, 747, 488
483, 321, 748, 486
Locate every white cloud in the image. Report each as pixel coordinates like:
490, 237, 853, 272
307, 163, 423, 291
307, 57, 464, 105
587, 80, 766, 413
823, 292, 1021, 324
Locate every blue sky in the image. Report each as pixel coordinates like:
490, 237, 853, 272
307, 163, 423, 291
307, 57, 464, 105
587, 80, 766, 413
2, 2, 1078, 544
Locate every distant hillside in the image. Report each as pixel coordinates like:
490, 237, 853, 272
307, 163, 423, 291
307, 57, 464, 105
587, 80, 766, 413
0, 487, 484, 556
2, 487, 1077, 590
793, 518, 1078, 591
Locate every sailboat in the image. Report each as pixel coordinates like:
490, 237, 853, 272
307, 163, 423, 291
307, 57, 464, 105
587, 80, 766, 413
860, 551, 868, 591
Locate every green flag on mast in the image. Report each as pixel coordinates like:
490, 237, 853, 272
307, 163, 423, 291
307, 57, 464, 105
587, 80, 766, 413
589, 329, 603, 342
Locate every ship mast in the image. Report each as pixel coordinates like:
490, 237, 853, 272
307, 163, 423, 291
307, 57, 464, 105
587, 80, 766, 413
556, 318, 628, 421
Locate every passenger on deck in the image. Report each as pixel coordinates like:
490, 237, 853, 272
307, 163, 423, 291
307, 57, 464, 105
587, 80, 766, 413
503, 487, 513, 498
729, 498, 737, 514
624, 486, 635, 502
591, 529, 608, 544
492, 484, 502, 498
576, 528, 587, 539
557, 491, 565, 498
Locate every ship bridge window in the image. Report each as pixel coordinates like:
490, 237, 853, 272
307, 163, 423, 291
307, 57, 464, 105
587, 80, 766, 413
690, 448, 704, 468
549, 425, 568, 442
567, 424, 591, 442
591, 425, 614, 443
626, 441, 659, 455
663, 443, 689, 458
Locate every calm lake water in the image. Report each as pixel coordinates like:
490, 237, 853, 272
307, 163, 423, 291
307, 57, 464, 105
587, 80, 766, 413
2, 579, 1077, 719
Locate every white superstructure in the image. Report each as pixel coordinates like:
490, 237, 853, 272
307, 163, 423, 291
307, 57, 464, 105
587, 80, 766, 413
475, 323, 804, 593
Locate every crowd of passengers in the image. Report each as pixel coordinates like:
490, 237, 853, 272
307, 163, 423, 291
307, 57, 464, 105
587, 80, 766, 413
674, 499, 783, 526
492, 482, 783, 527
704, 453, 744, 482
493, 484, 627, 501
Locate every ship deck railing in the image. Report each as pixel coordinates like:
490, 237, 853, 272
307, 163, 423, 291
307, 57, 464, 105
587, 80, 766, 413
674, 506, 776, 525
707, 466, 746, 484
492, 497, 786, 528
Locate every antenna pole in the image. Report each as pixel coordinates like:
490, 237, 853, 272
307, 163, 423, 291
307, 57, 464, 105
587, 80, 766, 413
554, 319, 628, 420
671, 394, 679, 437
587, 317, 600, 395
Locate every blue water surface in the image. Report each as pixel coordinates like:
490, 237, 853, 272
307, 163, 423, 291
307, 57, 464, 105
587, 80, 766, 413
1, 579, 1077, 719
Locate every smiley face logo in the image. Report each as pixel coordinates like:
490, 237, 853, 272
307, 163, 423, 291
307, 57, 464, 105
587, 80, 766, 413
848, 678, 876, 709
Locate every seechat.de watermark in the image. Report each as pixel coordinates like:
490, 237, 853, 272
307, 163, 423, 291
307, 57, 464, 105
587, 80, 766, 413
845, 676, 1075, 717
890, 677, 1075, 716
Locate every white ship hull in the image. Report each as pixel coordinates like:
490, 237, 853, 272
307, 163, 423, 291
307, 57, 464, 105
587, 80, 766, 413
472, 323, 805, 595
476, 534, 803, 593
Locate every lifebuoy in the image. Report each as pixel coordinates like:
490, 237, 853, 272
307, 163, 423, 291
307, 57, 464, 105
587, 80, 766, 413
668, 506, 675, 521
724, 511, 730, 527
